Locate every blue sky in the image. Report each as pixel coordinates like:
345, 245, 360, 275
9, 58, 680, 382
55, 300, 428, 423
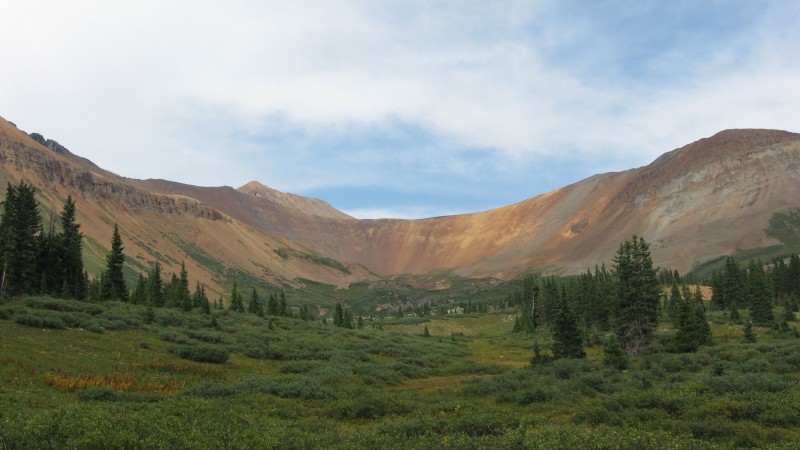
1, 1, 799, 218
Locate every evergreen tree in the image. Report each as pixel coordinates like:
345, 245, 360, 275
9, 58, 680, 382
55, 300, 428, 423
674, 296, 711, 352
551, 296, 585, 359
668, 283, 683, 322
742, 320, 757, 343
131, 272, 147, 304
612, 236, 661, 356
102, 224, 128, 301
0, 181, 43, 296
192, 282, 210, 314
248, 288, 264, 316
602, 335, 628, 370
146, 262, 163, 307
747, 260, 774, 326
56, 196, 85, 299
344, 309, 353, 329
165, 273, 180, 308
730, 301, 740, 322
229, 278, 244, 312
279, 290, 288, 316
333, 303, 345, 327
267, 293, 279, 316
178, 262, 191, 311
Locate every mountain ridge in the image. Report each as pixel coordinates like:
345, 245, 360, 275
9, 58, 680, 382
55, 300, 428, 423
1, 114, 798, 296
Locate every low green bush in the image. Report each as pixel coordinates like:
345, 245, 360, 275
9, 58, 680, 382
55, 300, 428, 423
183, 382, 237, 398
14, 312, 65, 329
171, 345, 229, 364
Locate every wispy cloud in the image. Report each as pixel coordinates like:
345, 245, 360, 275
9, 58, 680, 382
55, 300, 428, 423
1, 1, 798, 217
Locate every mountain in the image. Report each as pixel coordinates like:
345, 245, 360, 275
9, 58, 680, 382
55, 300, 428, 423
1, 114, 798, 298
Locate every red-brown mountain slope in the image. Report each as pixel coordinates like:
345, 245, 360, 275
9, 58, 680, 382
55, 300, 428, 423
2, 113, 799, 289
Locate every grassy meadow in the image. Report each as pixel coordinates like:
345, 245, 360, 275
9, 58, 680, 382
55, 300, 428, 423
1, 296, 799, 449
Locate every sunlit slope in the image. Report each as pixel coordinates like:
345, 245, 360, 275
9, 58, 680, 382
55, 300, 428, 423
3, 114, 798, 286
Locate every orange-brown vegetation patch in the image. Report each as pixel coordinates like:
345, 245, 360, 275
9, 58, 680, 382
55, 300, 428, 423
43, 371, 134, 392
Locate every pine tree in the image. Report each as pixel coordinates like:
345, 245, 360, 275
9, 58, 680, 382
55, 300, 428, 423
146, 262, 163, 307
279, 290, 288, 316
131, 272, 147, 304
229, 278, 244, 312
334, 303, 345, 327
674, 297, 711, 352
102, 224, 128, 301
344, 309, 353, 329
192, 282, 210, 314
730, 301, 740, 322
602, 335, 628, 370
248, 288, 264, 316
267, 293, 279, 316
612, 235, 661, 356
747, 260, 774, 326
56, 196, 85, 299
0, 181, 43, 296
742, 320, 757, 343
178, 262, 191, 311
551, 296, 585, 359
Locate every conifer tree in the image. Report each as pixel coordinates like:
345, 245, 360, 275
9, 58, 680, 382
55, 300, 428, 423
279, 289, 288, 316
0, 181, 43, 296
602, 335, 628, 370
102, 224, 128, 301
192, 282, 210, 314
333, 302, 345, 327
178, 262, 191, 311
267, 292, 279, 316
674, 296, 711, 352
248, 288, 264, 316
612, 235, 661, 356
229, 278, 244, 312
56, 196, 85, 299
742, 320, 757, 343
747, 260, 774, 326
344, 308, 353, 329
146, 262, 163, 307
131, 272, 147, 304
551, 296, 585, 359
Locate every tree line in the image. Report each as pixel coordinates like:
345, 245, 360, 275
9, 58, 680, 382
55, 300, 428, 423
0, 181, 307, 320
512, 236, 714, 360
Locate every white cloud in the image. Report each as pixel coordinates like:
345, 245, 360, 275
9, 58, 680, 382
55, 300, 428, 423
0, 1, 798, 215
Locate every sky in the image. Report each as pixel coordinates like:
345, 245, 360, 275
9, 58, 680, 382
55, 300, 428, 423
1, 1, 799, 219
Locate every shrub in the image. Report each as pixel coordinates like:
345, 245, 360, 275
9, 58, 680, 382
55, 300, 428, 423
326, 392, 411, 420
76, 387, 125, 402
171, 345, 229, 364
158, 330, 194, 345
547, 358, 590, 380
238, 376, 335, 400
76, 387, 165, 403
183, 382, 237, 398
185, 329, 229, 344
14, 313, 65, 329
24, 298, 103, 315
516, 388, 552, 405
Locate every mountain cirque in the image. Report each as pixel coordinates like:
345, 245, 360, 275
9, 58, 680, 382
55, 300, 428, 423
1, 114, 798, 294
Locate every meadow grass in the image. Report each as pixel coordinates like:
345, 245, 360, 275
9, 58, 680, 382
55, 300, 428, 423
1, 295, 799, 448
